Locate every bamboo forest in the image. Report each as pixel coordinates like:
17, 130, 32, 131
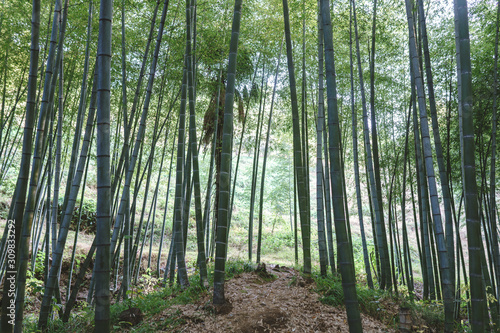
0, 0, 498, 331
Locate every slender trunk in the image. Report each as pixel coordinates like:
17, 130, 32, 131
322, 92, 335, 274
67, 124, 94, 301
94, 0, 113, 328
186, 0, 207, 285
110, 0, 170, 256
401, 99, 414, 295
257, 42, 282, 264
369, 3, 387, 284
490, 0, 500, 308
417, 0, 455, 301
316, 9, 329, 276
1, 0, 39, 329
213, 0, 242, 304
321, 1, 362, 331
110, 0, 162, 204
283, 0, 311, 275
405, 0, 453, 328
248, 64, 266, 261
352, 0, 390, 289
157, 117, 177, 277
454, 1, 486, 331
14, 1, 61, 329
173, 61, 190, 287
349, 0, 372, 288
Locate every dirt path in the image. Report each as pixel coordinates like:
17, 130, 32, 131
159, 264, 395, 332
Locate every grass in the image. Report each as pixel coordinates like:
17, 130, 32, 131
21, 259, 462, 332
24, 273, 207, 332
312, 272, 477, 332
22, 260, 261, 333
314, 273, 402, 325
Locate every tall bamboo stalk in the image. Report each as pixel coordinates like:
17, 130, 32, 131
0, 0, 39, 329
454, 0, 486, 330
186, 0, 208, 285
248, 63, 266, 261
318, 6, 335, 274
349, 0, 372, 288
14, 1, 61, 330
316, 8, 328, 275
417, 0, 455, 300
213, 0, 242, 304
257, 42, 282, 264
352, 0, 390, 290
321, 0, 362, 330
405, 0, 453, 328
490, 0, 500, 308
110, 0, 170, 257
282, 0, 311, 275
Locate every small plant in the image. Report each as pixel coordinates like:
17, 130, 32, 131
26, 272, 44, 296
243, 261, 254, 272
26, 251, 45, 296
33, 250, 46, 278
225, 260, 254, 279
68, 199, 97, 233
73, 252, 86, 272
155, 309, 186, 331
52, 296, 63, 313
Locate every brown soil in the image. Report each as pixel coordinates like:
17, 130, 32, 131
156, 264, 395, 332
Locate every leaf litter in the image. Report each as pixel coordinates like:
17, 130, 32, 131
156, 263, 394, 332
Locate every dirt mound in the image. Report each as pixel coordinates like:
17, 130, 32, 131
119, 307, 143, 327
239, 307, 288, 333
156, 264, 394, 332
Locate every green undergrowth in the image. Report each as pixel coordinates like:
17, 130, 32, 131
22, 261, 467, 332
313, 273, 452, 331
22, 260, 257, 332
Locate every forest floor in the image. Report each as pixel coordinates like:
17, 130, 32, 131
156, 263, 395, 332
0, 202, 449, 332
17, 255, 449, 332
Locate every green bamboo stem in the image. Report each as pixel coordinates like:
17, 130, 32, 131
248, 63, 266, 262
213, 0, 242, 304
352, 0, 390, 290
318, 15, 335, 274
110, 0, 170, 257
37, 68, 98, 330
405, 0, 454, 328
94, 0, 113, 328
283, 0, 311, 275
13, 1, 60, 330
349, 0, 372, 288
173, 63, 190, 287
186, 0, 208, 285
417, 0, 456, 301
257, 42, 282, 264
490, 0, 500, 309
321, 1, 362, 330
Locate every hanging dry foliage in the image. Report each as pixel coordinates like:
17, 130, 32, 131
202, 88, 226, 147
235, 89, 245, 122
